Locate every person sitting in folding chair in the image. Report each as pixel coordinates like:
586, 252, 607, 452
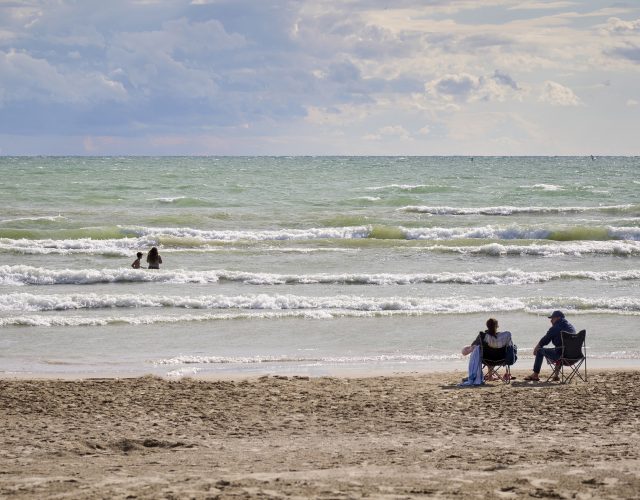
461, 318, 514, 384
524, 310, 575, 382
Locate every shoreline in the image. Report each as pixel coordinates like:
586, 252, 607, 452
2, 370, 639, 498
1, 357, 638, 381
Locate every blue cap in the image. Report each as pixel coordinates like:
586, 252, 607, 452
548, 310, 565, 319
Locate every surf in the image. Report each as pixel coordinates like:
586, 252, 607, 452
2, 265, 640, 287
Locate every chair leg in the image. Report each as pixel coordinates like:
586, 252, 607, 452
502, 366, 512, 384
563, 359, 586, 384
485, 366, 497, 381
546, 362, 561, 382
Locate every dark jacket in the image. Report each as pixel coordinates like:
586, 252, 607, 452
538, 318, 576, 349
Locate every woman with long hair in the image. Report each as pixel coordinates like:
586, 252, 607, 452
146, 247, 163, 269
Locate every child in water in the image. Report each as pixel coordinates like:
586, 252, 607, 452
131, 252, 144, 269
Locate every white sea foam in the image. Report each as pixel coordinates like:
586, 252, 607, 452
0, 238, 359, 256
1, 223, 638, 258
364, 184, 433, 191
151, 350, 640, 366
149, 196, 188, 203
0, 227, 374, 255
154, 353, 461, 366
401, 225, 552, 240
400, 205, 636, 216
1, 292, 638, 315
123, 225, 372, 242
2, 265, 639, 287
2, 231, 639, 258
524, 183, 565, 191
0, 237, 152, 256
166, 367, 200, 378
425, 241, 640, 256
402, 225, 640, 241
0, 310, 340, 327
0, 215, 67, 224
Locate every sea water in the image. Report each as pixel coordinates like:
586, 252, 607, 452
0, 156, 638, 378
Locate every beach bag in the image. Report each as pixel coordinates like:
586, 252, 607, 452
506, 343, 518, 365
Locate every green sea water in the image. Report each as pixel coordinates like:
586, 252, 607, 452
0, 156, 639, 377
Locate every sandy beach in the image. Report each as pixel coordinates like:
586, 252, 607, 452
1, 370, 639, 499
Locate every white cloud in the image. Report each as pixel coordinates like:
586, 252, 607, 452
539, 81, 581, 106
509, 2, 578, 10
425, 70, 522, 103
601, 17, 640, 35
0, 49, 127, 105
364, 125, 411, 141
304, 104, 371, 126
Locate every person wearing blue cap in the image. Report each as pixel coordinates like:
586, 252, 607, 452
524, 310, 576, 381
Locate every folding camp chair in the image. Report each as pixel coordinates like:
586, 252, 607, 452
481, 339, 517, 384
545, 329, 587, 383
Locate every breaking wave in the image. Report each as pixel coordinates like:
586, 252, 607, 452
1, 265, 639, 286
426, 241, 640, 256
364, 184, 450, 192
1, 292, 638, 316
400, 204, 639, 216
154, 353, 461, 365
1, 223, 639, 258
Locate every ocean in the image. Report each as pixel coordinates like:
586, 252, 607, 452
1, 156, 639, 378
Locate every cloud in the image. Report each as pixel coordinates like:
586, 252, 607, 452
509, 1, 579, 10
364, 125, 411, 141
598, 17, 640, 64
304, 103, 371, 126
425, 70, 521, 103
492, 69, 518, 90
426, 73, 482, 101
609, 43, 640, 63
539, 81, 581, 106
0, 0, 639, 154
601, 17, 640, 35
0, 49, 127, 106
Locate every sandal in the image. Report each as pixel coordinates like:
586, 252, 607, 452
524, 374, 540, 381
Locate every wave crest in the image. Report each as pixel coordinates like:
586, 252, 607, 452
400, 204, 638, 216
2, 292, 639, 315
2, 265, 639, 287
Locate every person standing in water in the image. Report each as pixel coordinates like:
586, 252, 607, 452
131, 252, 144, 269
146, 247, 162, 269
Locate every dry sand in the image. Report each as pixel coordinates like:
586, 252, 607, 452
1, 370, 639, 499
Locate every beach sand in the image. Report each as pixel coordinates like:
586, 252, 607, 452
1, 370, 639, 499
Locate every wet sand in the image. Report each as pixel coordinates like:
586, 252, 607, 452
1, 370, 639, 499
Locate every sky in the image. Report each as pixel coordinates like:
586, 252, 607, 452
1, 0, 639, 156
